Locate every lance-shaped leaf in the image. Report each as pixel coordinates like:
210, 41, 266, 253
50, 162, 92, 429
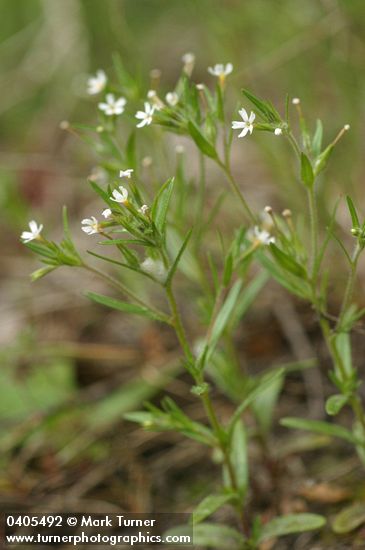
229, 369, 284, 433
314, 143, 334, 176
346, 195, 360, 229
151, 177, 175, 237
204, 280, 243, 363
242, 89, 281, 123
325, 394, 349, 416
300, 152, 314, 188
188, 120, 217, 159
332, 502, 365, 534
269, 243, 307, 279
280, 417, 357, 444
227, 419, 248, 497
258, 252, 311, 299
312, 119, 323, 157
85, 291, 168, 322
192, 493, 235, 526
258, 513, 326, 543
165, 229, 192, 287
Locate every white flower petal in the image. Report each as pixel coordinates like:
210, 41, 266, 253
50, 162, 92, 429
102, 208, 112, 218
238, 127, 250, 138
248, 111, 256, 123
239, 108, 248, 121
232, 121, 245, 129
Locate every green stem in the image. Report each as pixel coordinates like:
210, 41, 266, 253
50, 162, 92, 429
216, 159, 256, 225
165, 285, 194, 363
286, 130, 301, 159
165, 283, 246, 527
337, 244, 361, 329
308, 187, 319, 279
320, 317, 365, 439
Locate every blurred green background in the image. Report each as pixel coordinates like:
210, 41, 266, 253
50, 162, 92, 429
1, 0, 365, 515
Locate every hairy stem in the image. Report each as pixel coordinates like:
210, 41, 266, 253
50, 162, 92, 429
165, 283, 248, 531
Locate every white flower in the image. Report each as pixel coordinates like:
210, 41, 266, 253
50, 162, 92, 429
138, 204, 149, 215
274, 128, 283, 136
165, 92, 179, 106
81, 216, 100, 235
102, 208, 112, 218
182, 52, 195, 76
21, 220, 43, 243
207, 63, 233, 78
248, 226, 275, 246
87, 70, 107, 95
110, 186, 129, 204
135, 102, 155, 128
232, 108, 256, 138
98, 94, 126, 116
141, 258, 166, 282
259, 211, 274, 231
147, 90, 156, 99
182, 52, 195, 65
292, 97, 300, 105
119, 169, 134, 179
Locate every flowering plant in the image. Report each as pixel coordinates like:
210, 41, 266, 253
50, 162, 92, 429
22, 52, 364, 547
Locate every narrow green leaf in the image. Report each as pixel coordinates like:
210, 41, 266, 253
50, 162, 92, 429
313, 197, 340, 279
223, 252, 233, 286
334, 332, 353, 379
280, 417, 357, 444
242, 89, 281, 123
259, 513, 326, 543
62, 206, 71, 239
227, 271, 269, 330
258, 252, 311, 299
300, 152, 314, 188
325, 394, 349, 416
112, 52, 139, 97
253, 373, 284, 434
188, 121, 217, 159
269, 244, 307, 279
330, 230, 352, 266
151, 177, 175, 236
87, 250, 159, 282
332, 502, 365, 534
314, 143, 334, 176
85, 291, 166, 322
346, 196, 360, 228
229, 419, 248, 496
192, 493, 234, 526
89, 180, 111, 203
167, 227, 201, 283
100, 238, 156, 247
165, 229, 192, 286
312, 119, 323, 156
207, 280, 243, 360
229, 369, 284, 432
